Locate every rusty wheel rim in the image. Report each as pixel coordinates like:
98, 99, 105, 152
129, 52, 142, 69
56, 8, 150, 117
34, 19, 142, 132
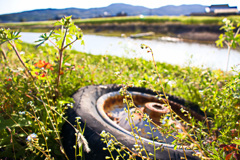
96, 91, 204, 146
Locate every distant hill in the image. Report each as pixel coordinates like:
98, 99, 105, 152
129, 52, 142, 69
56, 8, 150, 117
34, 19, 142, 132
0, 3, 206, 22
152, 5, 206, 16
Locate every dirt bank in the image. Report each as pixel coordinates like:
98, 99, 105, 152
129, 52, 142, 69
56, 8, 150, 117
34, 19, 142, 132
78, 22, 223, 42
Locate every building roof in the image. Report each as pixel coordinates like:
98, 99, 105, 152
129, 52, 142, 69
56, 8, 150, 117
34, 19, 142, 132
205, 4, 238, 14
191, 4, 239, 16
210, 4, 229, 8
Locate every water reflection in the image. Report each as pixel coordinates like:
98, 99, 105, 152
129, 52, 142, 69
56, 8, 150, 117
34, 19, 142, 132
20, 32, 240, 71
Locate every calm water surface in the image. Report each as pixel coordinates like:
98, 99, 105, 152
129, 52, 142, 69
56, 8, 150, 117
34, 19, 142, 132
20, 32, 240, 71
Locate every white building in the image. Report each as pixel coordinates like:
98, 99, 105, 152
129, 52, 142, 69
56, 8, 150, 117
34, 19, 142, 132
205, 4, 239, 15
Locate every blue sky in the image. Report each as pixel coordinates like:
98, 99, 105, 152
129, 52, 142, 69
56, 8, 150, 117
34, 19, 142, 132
0, 0, 239, 15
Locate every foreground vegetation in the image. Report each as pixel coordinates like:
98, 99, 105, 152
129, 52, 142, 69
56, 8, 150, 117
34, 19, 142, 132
0, 16, 240, 159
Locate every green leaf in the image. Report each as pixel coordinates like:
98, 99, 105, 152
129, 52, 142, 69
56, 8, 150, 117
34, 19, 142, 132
0, 28, 21, 45
58, 100, 71, 105
232, 139, 240, 145
54, 16, 74, 29
35, 30, 54, 48
215, 35, 224, 48
174, 145, 178, 150
81, 40, 85, 45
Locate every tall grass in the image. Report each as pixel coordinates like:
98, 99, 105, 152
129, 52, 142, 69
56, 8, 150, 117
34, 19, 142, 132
74, 15, 237, 25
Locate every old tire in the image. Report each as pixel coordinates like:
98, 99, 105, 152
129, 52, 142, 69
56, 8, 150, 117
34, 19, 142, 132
62, 84, 202, 160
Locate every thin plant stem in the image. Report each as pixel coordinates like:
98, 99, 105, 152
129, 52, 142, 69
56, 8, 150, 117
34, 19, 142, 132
63, 38, 78, 50
61, 28, 68, 49
43, 88, 69, 157
8, 40, 34, 79
125, 94, 150, 159
181, 144, 187, 160
4, 111, 29, 135
234, 27, 240, 37
0, 47, 7, 60
147, 119, 156, 160
3, 111, 53, 158
56, 28, 68, 98
48, 39, 59, 50
180, 125, 208, 157
40, 94, 65, 154
142, 44, 210, 158
106, 143, 115, 160
32, 93, 70, 160
31, 93, 89, 159
224, 26, 240, 73
28, 102, 51, 158
32, 94, 75, 131
225, 43, 231, 73
28, 142, 52, 159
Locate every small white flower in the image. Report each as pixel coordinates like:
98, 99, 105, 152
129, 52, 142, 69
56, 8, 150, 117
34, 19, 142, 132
27, 101, 33, 105
133, 144, 142, 148
198, 90, 205, 98
67, 103, 73, 107
194, 151, 203, 158
64, 63, 71, 66
107, 139, 113, 147
168, 80, 176, 87
223, 18, 227, 22
19, 111, 26, 115
17, 67, 24, 71
100, 130, 106, 136
75, 116, 81, 120
26, 133, 37, 141
114, 71, 120, 75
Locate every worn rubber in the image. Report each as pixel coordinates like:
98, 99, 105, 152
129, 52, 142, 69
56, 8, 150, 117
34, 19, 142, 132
62, 84, 201, 160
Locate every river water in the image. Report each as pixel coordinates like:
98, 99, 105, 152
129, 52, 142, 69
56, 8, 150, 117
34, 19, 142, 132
20, 32, 240, 72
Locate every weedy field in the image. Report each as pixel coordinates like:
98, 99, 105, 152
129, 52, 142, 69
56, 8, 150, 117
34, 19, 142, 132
1, 15, 240, 31
0, 16, 240, 160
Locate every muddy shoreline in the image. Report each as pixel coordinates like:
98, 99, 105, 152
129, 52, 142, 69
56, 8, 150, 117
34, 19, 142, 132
78, 22, 223, 43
